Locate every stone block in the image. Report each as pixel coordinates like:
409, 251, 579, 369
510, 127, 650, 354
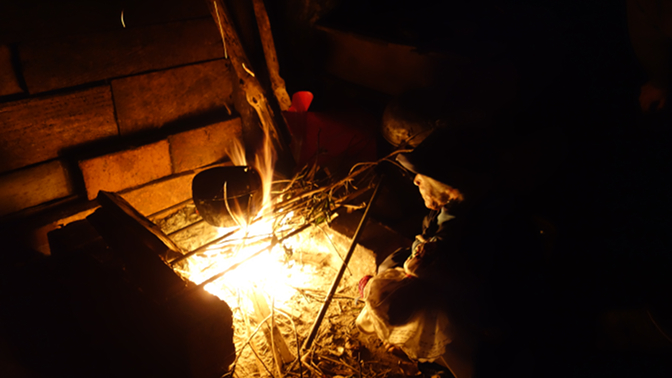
0, 160, 73, 217
120, 172, 196, 217
112, 60, 234, 135
0, 86, 118, 173
168, 118, 242, 173
79, 140, 172, 200
19, 18, 224, 93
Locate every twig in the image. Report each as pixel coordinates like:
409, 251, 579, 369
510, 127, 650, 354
270, 298, 283, 378
226, 313, 274, 377
300, 352, 323, 377
317, 355, 358, 374
273, 308, 303, 378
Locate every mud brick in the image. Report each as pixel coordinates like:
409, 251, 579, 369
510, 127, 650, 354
120, 172, 196, 217
112, 60, 234, 136
79, 140, 172, 200
0, 86, 118, 173
19, 18, 224, 93
0, 44, 22, 96
168, 118, 242, 173
0, 160, 73, 217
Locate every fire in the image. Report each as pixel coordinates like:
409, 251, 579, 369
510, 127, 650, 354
174, 118, 312, 317
172, 212, 322, 317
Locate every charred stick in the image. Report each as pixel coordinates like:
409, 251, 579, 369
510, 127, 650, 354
302, 176, 383, 351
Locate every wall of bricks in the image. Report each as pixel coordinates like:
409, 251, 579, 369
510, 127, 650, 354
0, 0, 242, 221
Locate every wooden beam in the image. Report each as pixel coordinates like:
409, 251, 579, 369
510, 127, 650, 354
87, 191, 186, 301
252, 0, 292, 111
205, 0, 293, 171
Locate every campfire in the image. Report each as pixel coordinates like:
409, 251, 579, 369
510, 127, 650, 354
151, 130, 401, 376
137, 2, 417, 374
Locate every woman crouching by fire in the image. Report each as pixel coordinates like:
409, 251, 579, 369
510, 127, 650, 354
356, 125, 549, 378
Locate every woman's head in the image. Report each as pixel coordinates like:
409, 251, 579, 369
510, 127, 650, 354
413, 174, 463, 210
396, 124, 498, 205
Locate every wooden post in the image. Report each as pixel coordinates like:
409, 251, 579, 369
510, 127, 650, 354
205, 0, 294, 173
252, 0, 292, 111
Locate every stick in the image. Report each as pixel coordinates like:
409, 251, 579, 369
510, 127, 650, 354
301, 176, 383, 351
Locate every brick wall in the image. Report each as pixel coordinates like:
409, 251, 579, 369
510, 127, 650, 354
0, 0, 243, 220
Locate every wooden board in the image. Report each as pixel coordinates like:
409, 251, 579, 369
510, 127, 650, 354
0, 86, 117, 173
168, 118, 242, 173
318, 26, 464, 95
88, 191, 186, 300
79, 140, 172, 200
0, 159, 73, 217
19, 18, 224, 93
0, 0, 211, 44
0, 44, 22, 96
111, 59, 234, 136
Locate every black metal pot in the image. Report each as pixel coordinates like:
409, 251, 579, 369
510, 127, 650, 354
192, 166, 263, 228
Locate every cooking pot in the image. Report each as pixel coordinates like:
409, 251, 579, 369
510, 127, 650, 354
192, 166, 263, 228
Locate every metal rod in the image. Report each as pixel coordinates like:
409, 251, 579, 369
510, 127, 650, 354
147, 198, 193, 220
302, 176, 383, 351
168, 227, 240, 266
167, 218, 206, 237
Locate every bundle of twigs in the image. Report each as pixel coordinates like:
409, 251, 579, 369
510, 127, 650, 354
266, 149, 412, 234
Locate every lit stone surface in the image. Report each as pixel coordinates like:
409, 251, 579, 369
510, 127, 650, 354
168, 118, 242, 173
79, 140, 172, 200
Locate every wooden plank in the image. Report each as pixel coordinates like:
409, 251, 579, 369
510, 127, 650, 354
87, 191, 186, 301
120, 172, 196, 217
0, 0, 211, 44
19, 18, 224, 93
0, 160, 73, 217
112, 60, 234, 136
318, 26, 463, 95
168, 118, 242, 173
0, 86, 118, 173
0, 44, 22, 96
79, 140, 172, 200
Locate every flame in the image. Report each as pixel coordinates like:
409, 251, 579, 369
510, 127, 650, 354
175, 116, 306, 316
173, 213, 320, 316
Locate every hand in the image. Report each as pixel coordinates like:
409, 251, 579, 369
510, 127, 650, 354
640, 81, 668, 113
404, 240, 439, 277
